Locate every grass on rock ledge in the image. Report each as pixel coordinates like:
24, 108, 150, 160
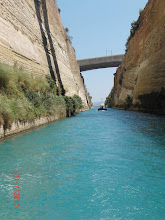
0, 62, 83, 129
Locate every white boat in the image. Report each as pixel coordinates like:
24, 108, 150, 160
98, 103, 107, 111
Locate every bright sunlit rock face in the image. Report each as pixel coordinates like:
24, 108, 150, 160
112, 0, 165, 114
0, 0, 90, 108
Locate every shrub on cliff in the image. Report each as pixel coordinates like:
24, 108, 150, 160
72, 95, 83, 110
125, 20, 139, 48
105, 87, 114, 108
119, 74, 123, 86
138, 88, 165, 113
125, 6, 145, 49
139, 8, 144, 15
0, 64, 10, 89
87, 92, 93, 108
65, 27, 73, 44
125, 95, 133, 108
0, 62, 83, 129
64, 95, 83, 117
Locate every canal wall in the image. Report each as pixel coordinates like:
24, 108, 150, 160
0, 113, 66, 140
0, 0, 90, 108
111, 0, 165, 114
0, 0, 93, 140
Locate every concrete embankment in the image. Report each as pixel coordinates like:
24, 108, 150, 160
0, 114, 66, 140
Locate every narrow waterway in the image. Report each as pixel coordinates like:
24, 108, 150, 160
0, 108, 165, 220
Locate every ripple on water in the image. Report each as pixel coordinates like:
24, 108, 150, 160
0, 108, 165, 219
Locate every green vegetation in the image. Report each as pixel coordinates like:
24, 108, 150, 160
119, 74, 123, 86
65, 27, 73, 44
139, 8, 144, 15
137, 88, 165, 112
64, 95, 83, 117
125, 95, 133, 108
125, 7, 145, 48
115, 89, 165, 114
105, 87, 114, 108
87, 92, 93, 108
130, 21, 139, 37
0, 62, 83, 129
125, 20, 139, 47
65, 27, 69, 33
114, 95, 133, 110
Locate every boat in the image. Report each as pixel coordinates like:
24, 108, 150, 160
98, 103, 107, 111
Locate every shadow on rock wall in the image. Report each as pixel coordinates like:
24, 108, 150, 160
34, 0, 65, 95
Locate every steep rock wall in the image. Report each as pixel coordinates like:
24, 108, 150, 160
113, 0, 165, 114
0, 0, 89, 108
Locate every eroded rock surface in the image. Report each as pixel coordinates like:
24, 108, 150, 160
112, 0, 165, 114
0, 0, 90, 108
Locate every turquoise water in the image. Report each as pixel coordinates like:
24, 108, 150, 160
0, 108, 165, 220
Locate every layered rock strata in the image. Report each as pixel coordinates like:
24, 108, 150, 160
0, 0, 89, 107
112, 0, 165, 114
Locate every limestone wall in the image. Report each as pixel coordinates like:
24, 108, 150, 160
0, 0, 89, 107
112, 0, 165, 114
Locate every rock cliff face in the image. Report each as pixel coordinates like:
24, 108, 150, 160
112, 0, 165, 114
0, 0, 89, 108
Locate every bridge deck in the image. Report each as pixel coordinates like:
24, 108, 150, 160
77, 54, 124, 72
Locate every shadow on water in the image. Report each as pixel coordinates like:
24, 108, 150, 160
114, 109, 165, 147
78, 108, 165, 145
34, 0, 65, 95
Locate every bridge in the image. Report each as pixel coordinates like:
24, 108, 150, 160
77, 54, 124, 72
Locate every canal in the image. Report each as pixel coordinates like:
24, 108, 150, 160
0, 108, 165, 219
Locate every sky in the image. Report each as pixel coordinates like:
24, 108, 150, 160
57, 0, 148, 104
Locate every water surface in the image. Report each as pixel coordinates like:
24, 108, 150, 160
0, 108, 165, 219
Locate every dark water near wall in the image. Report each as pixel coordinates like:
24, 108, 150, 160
0, 108, 165, 220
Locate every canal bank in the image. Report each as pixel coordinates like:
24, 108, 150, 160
0, 114, 65, 141
0, 63, 91, 141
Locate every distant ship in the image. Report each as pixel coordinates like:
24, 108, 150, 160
98, 103, 107, 111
